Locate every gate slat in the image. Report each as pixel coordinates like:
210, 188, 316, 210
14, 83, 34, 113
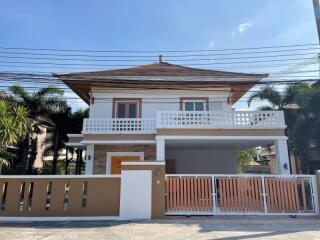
190, 178, 194, 211
182, 178, 186, 211
208, 178, 213, 211
164, 175, 316, 215
233, 178, 238, 212
226, 178, 230, 211
275, 179, 282, 212
301, 178, 307, 212
291, 179, 298, 212
257, 178, 263, 211
293, 178, 300, 212
178, 178, 182, 211
200, 178, 205, 211
173, 178, 177, 211
186, 178, 190, 212
194, 177, 198, 212
166, 177, 170, 211
287, 180, 293, 212
204, 178, 208, 211
282, 179, 289, 211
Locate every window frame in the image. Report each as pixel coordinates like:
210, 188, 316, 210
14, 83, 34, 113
180, 97, 209, 111
112, 98, 142, 118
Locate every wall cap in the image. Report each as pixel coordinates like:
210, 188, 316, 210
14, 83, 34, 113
121, 162, 165, 166
0, 175, 121, 179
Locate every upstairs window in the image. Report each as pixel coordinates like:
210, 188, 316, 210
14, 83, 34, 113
180, 98, 208, 111
113, 99, 141, 118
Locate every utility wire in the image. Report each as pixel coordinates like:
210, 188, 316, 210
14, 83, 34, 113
0, 43, 318, 53
0, 57, 317, 67
0, 47, 319, 58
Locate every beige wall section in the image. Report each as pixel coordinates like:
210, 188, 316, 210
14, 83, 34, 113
122, 164, 166, 219
0, 177, 120, 217
166, 149, 238, 174
83, 134, 156, 141
157, 129, 285, 136
93, 144, 156, 174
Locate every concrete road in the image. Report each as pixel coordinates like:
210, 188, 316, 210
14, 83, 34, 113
0, 216, 319, 240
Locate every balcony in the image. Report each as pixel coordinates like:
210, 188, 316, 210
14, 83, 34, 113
83, 118, 157, 134
82, 110, 286, 134
157, 110, 286, 129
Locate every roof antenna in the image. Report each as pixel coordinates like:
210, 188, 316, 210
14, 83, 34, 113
159, 54, 163, 63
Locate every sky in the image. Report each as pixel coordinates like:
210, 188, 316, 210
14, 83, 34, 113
0, 0, 319, 110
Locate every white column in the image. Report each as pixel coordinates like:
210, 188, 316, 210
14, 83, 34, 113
85, 144, 94, 175
156, 138, 165, 161
275, 139, 290, 175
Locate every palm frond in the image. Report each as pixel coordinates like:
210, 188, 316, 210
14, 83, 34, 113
247, 86, 282, 109
13, 105, 32, 136
35, 86, 64, 97
9, 85, 30, 104
44, 97, 67, 110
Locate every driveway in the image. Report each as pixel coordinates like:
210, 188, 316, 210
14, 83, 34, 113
0, 216, 319, 240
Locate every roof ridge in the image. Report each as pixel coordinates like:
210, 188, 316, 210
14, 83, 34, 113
54, 61, 268, 77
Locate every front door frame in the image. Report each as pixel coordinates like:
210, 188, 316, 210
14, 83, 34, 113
106, 152, 144, 175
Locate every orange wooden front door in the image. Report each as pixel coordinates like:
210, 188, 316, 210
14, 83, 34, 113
110, 156, 141, 174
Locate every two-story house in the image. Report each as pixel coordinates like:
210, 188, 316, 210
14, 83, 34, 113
55, 61, 290, 176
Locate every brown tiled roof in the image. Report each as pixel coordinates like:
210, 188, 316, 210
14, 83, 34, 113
55, 62, 267, 78
54, 62, 268, 105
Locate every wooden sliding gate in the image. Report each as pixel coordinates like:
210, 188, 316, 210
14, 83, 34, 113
165, 175, 319, 216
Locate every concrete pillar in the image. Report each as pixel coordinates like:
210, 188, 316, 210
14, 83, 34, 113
275, 139, 290, 175
85, 144, 94, 175
156, 138, 165, 161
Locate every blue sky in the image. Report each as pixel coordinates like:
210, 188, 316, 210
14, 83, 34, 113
0, 0, 319, 109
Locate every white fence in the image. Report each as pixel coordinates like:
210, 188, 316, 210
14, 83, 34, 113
157, 111, 286, 129
83, 118, 156, 134
165, 174, 319, 216
83, 110, 286, 134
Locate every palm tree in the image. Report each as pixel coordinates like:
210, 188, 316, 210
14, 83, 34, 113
247, 83, 315, 172
0, 100, 31, 173
7, 85, 67, 174
45, 108, 88, 174
247, 83, 312, 110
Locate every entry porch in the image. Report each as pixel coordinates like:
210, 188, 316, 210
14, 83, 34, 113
156, 136, 290, 175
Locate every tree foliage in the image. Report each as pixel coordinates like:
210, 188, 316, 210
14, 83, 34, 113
237, 148, 257, 173
0, 100, 31, 169
5, 85, 67, 174
248, 83, 318, 173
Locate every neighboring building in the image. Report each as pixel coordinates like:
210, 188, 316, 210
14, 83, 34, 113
55, 61, 290, 175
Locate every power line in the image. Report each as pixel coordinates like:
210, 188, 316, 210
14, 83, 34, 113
0, 52, 318, 63
2, 70, 320, 80
1, 63, 311, 70
0, 57, 317, 67
0, 47, 318, 59
0, 43, 318, 53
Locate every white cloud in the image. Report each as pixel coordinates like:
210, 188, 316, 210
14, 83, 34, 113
208, 40, 215, 48
238, 22, 252, 33
232, 22, 252, 37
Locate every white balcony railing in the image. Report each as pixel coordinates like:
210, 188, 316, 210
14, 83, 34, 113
82, 111, 286, 134
83, 118, 156, 134
156, 111, 286, 129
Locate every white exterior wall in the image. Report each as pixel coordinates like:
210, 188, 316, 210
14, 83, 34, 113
166, 149, 238, 174
89, 88, 231, 118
